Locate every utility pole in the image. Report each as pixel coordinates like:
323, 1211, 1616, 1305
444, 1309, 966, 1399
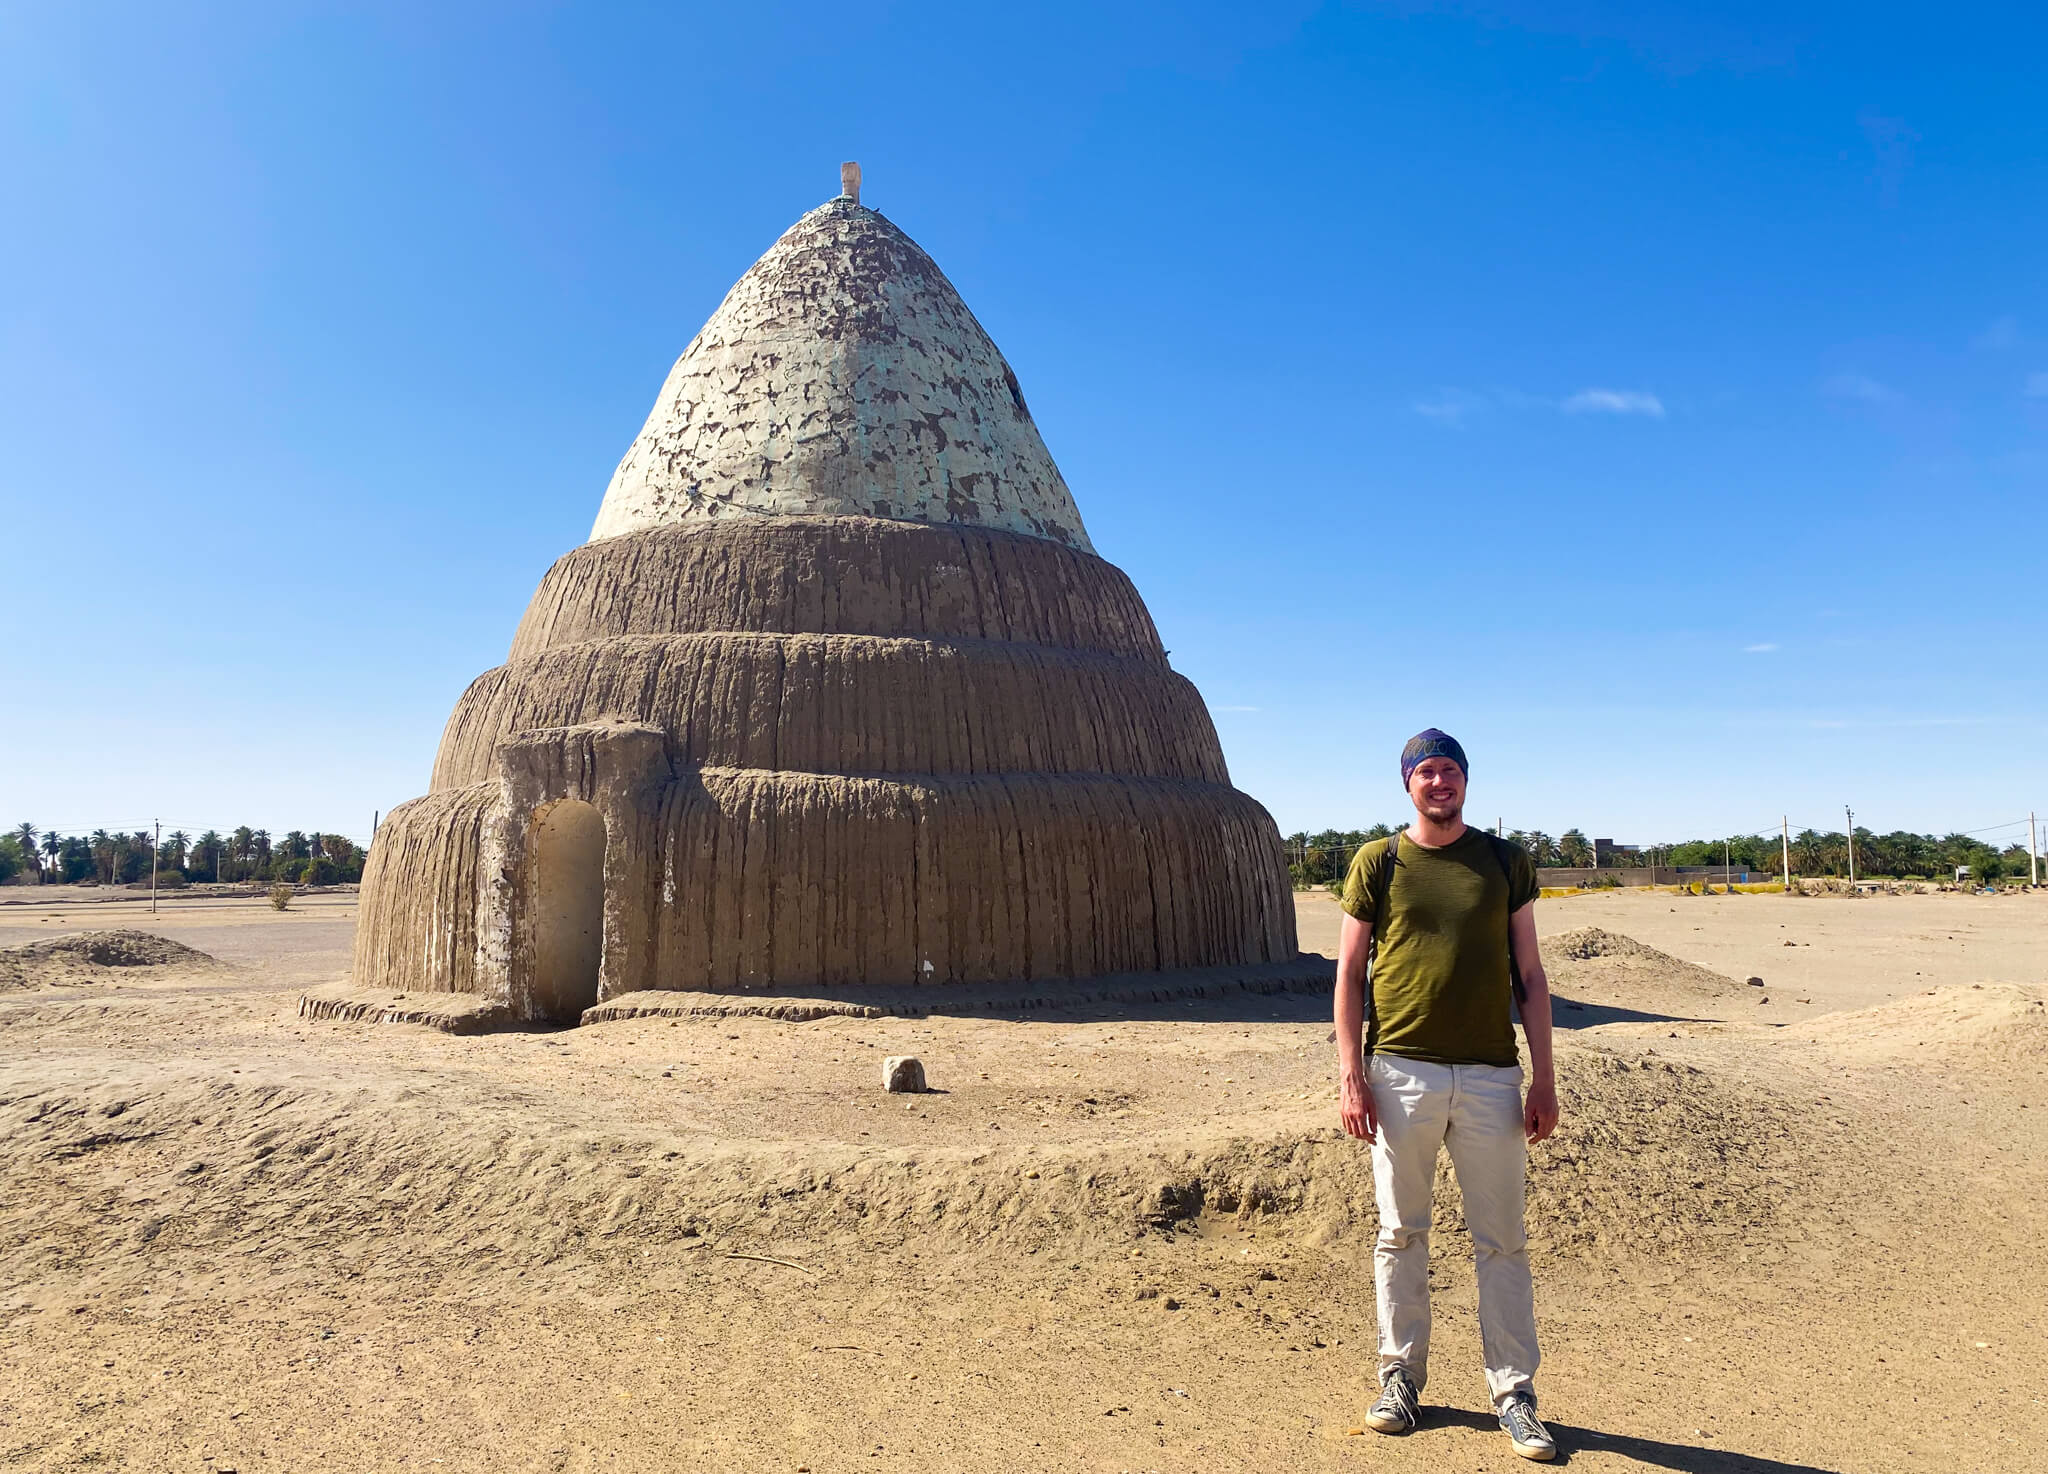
1845, 806, 1856, 887
1781, 815, 1791, 893
150, 820, 160, 915
2031, 811, 2039, 888
1724, 837, 1733, 894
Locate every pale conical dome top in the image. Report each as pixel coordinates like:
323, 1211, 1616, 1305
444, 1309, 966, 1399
590, 184, 1094, 551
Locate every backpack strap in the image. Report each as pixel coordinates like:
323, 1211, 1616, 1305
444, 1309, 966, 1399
1374, 831, 1401, 924
1369, 830, 1401, 963
1362, 831, 1402, 1049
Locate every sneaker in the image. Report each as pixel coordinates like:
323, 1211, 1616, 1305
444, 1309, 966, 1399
1498, 1392, 1557, 1461
1363, 1369, 1420, 1434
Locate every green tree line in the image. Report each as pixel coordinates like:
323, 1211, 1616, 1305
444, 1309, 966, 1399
1284, 825, 2034, 887
0, 824, 370, 888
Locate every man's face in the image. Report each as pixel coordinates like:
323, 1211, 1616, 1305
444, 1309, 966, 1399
1407, 756, 1466, 823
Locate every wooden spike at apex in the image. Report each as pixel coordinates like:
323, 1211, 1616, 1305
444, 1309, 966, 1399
840, 161, 861, 204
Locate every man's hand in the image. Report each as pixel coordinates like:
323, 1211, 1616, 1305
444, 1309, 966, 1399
1340, 1069, 1378, 1141
1524, 1076, 1559, 1143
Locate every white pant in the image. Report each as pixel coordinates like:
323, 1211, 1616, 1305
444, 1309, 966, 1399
1368, 1054, 1539, 1408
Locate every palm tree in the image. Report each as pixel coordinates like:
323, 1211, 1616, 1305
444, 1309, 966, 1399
88, 829, 113, 884
124, 832, 150, 885
1790, 829, 1823, 875
1522, 831, 1555, 867
166, 830, 190, 870
1558, 830, 1593, 867
40, 831, 61, 874
13, 823, 39, 882
195, 830, 225, 883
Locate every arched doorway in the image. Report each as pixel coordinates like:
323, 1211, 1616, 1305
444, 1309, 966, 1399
531, 799, 605, 1020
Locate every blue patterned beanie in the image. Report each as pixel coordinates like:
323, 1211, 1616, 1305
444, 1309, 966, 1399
1401, 729, 1468, 785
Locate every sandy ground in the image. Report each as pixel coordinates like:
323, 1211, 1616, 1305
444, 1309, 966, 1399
1, 886, 2044, 1472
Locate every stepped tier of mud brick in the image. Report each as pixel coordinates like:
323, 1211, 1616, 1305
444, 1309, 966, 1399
432, 631, 1225, 791
509, 517, 1160, 664
353, 184, 1302, 1022
354, 756, 1297, 1009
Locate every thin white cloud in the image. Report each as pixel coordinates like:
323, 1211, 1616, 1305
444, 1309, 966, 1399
1975, 316, 2020, 350
1563, 388, 1665, 418
1823, 372, 1902, 405
1412, 385, 1675, 423
1411, 389, 1487, 427
1743, 643, 1779, 653
2024, 371, 2048, 398
1805, 715, 1988, 730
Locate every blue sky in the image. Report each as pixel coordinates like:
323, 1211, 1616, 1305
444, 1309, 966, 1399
3, 2, 2043, 850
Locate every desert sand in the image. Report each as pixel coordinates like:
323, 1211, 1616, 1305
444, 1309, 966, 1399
2, 886, 2043, 1472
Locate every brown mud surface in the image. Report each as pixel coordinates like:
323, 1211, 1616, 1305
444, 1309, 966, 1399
1, 890, 2043, 1471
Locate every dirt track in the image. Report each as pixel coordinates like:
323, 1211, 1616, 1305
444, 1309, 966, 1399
1, 889, 2043, 1472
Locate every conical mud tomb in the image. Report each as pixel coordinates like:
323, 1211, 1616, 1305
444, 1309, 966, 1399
353, 168, 1307, 1022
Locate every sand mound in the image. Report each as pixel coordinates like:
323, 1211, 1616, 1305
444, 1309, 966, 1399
1545, 926, 1670, 961
0, 930, 220, 990
1791, 984, 2048, 1072
1132, 1046, 1836, 1264
1521, 1047, 1834, 1259
1543, 926, 1747, 1015
0, 1037, 1840, 1285
8, 930, 211, 968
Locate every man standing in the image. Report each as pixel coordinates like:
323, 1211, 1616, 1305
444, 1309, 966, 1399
1334, 729, 1560, 1461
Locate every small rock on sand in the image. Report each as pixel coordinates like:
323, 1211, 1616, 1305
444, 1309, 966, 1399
882, 1056, 926, 1093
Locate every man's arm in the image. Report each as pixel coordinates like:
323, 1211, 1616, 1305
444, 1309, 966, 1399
1509, 901, 1559, 1143
1336, 911, 1376, 1140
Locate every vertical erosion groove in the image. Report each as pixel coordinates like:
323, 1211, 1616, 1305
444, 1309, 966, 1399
352, 787, 497, 995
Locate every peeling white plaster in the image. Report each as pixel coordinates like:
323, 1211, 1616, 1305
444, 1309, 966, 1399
590, 198, 1093, 551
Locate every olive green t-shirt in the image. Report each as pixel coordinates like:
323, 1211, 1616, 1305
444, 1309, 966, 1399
1340, 829, 1539, 1068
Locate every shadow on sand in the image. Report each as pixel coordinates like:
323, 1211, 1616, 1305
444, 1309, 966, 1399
1550, 994, 1719, 1029
1429, 1406, 1845, 1472
574, 973, 1728, 1032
